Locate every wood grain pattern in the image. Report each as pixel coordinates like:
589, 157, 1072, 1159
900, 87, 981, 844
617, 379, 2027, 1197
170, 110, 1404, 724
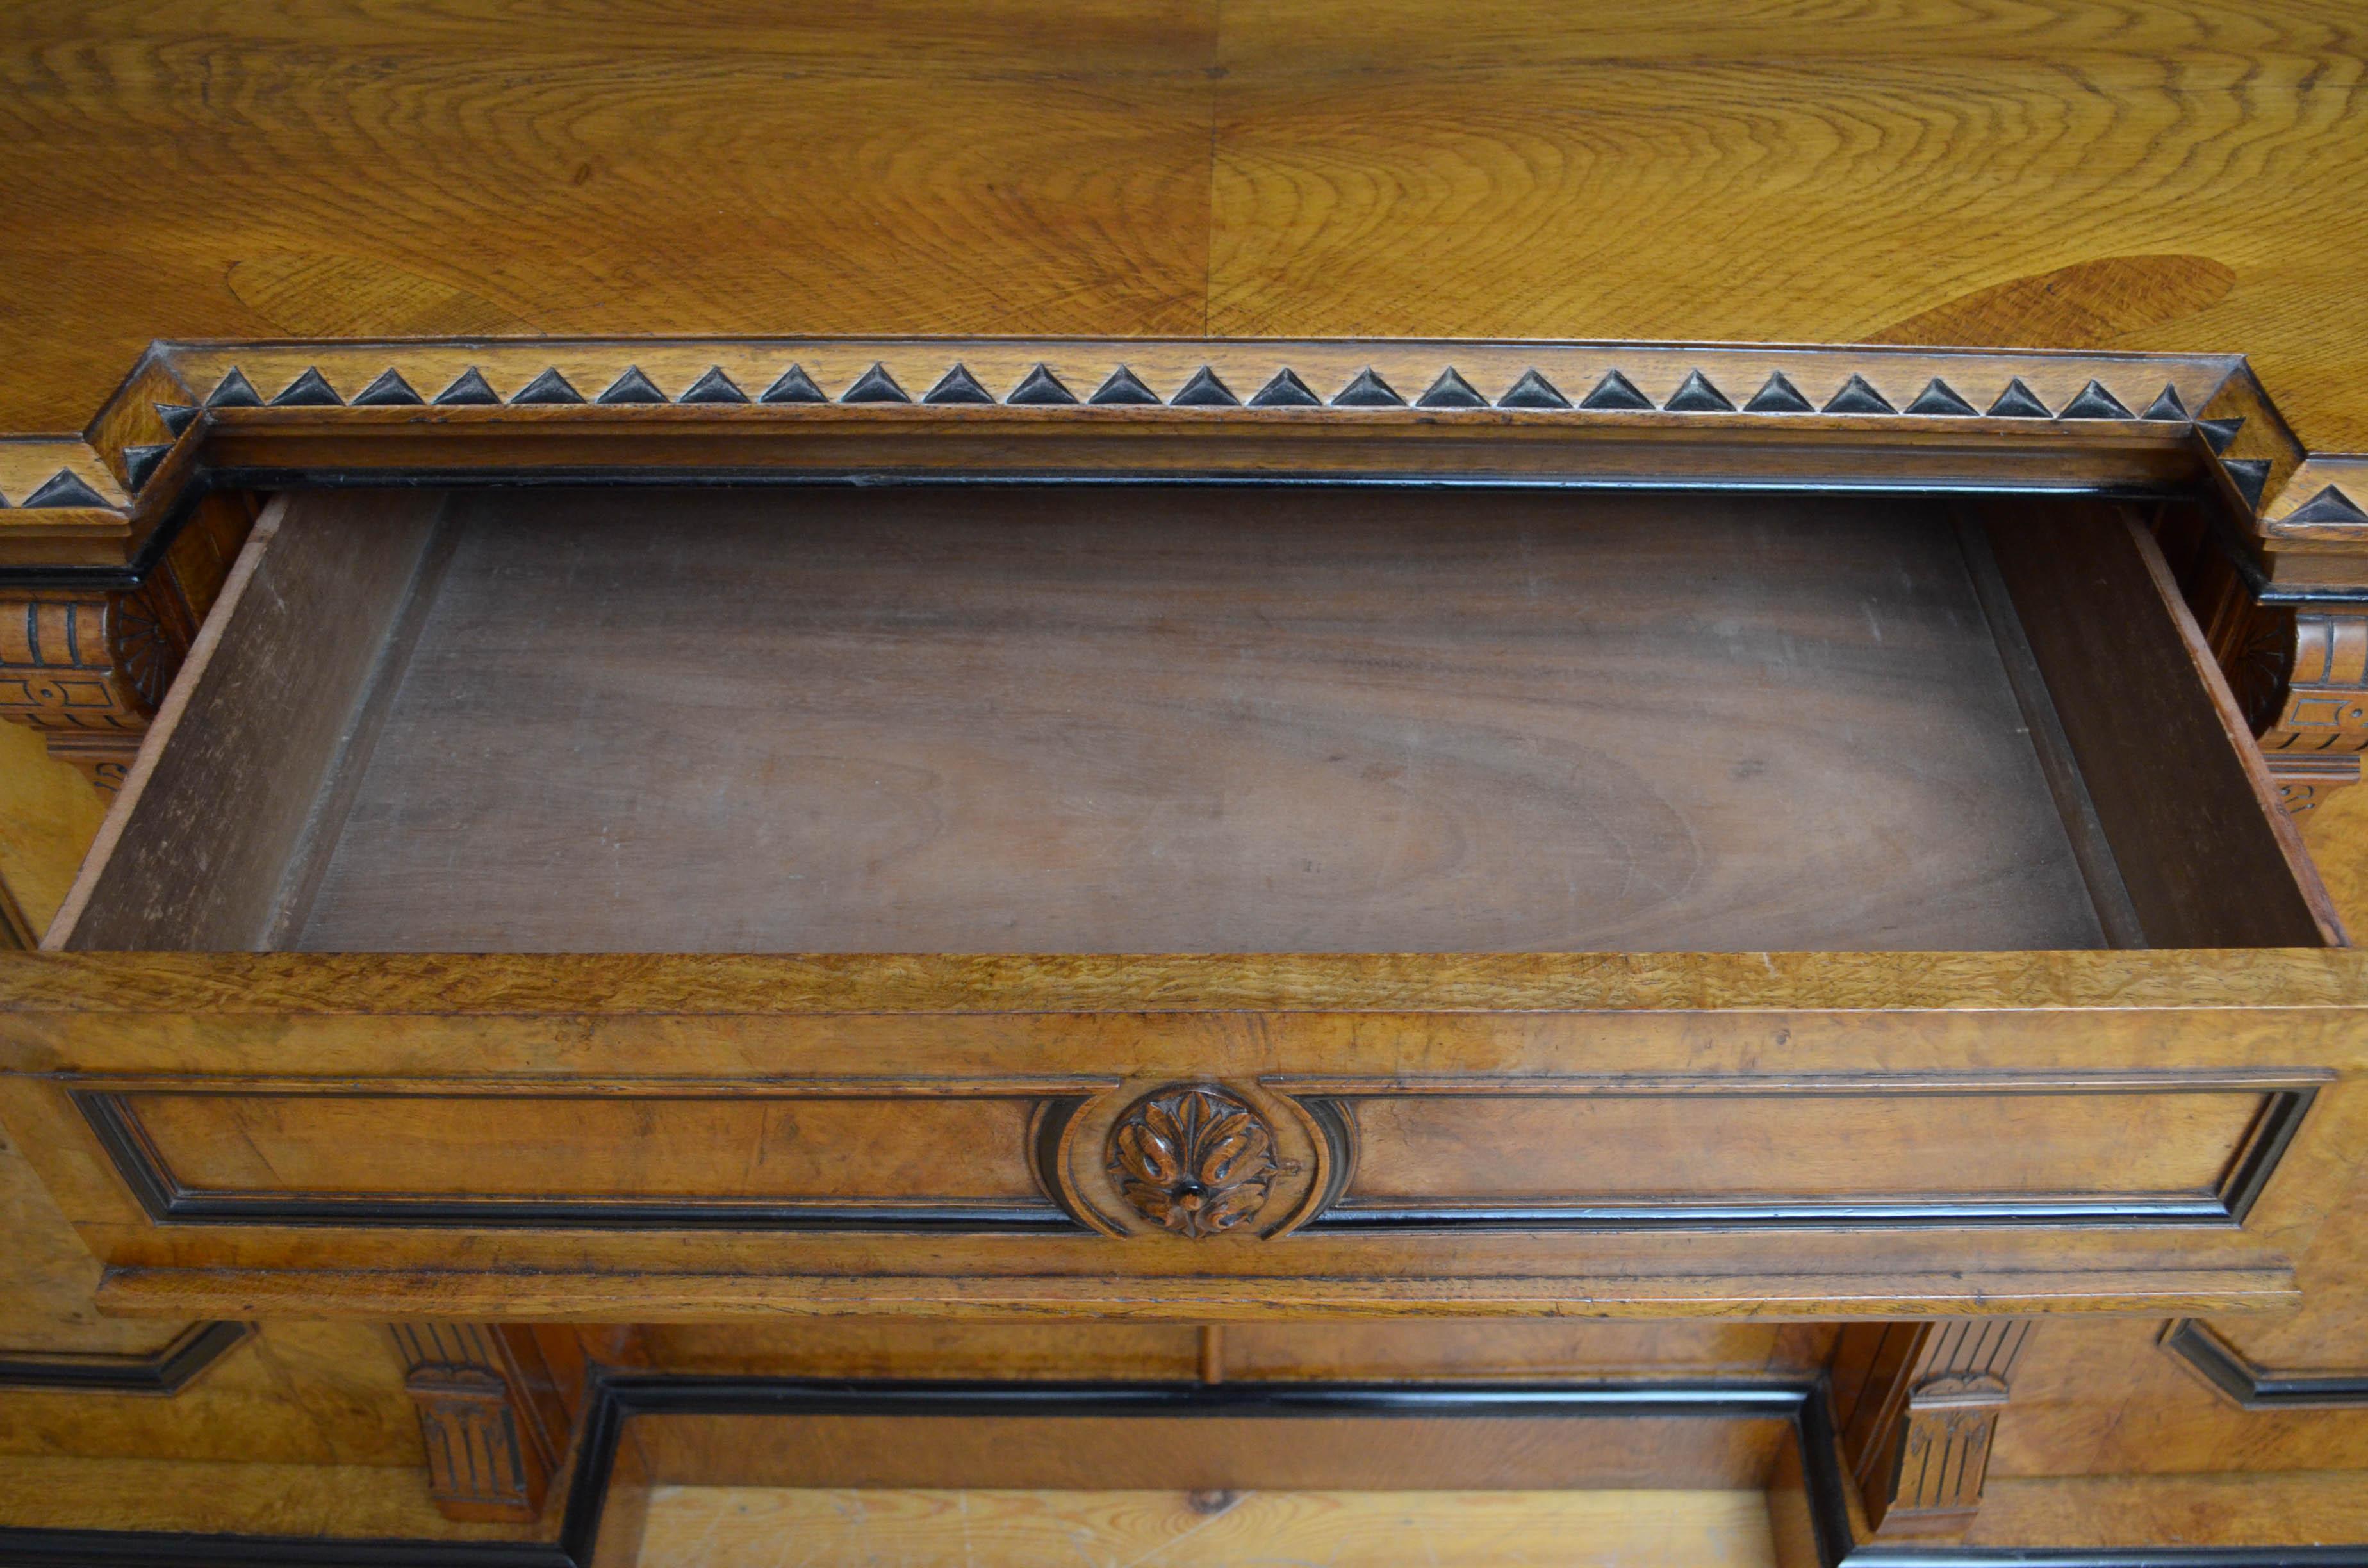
1, 4, 2367, 1542
0, 1454, 541, 1538
4, 976, 2333, 1318
630, 1321, 1832, 1384
51, 490, 440, 951
284, 486, 2105, 955
0, 1321, 430, 1467
10, 3, 2364, 446
0, 716, 104, 942
15, 945, 2368, 1023
0, 1118, 183, 1359
119, 1090, 1051, 1205
1203, 1, 2368, 455
1973, 1470, 2368, 1549
1340, 1090, 2264, 1207
0, 1, 1217, 437
76, 1252, 2312, 1325
1870, 254, 2240, 350
638, 1323, 1205, 1382
2300, 773, 2368, 915
22, 1063, 2326, 1319
2181, 1141, 2368, 1386
1237, 1325, 1839, 1382
1993, 1316, 2368, 1477
1980, 500, 2343, 947
632, 1485, 1779, 1568
225, 254, 540, 339
630, 1410, 1791, 1490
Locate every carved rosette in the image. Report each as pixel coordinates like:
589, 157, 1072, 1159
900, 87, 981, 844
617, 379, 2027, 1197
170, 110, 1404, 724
1105, 1085, 1278, 1239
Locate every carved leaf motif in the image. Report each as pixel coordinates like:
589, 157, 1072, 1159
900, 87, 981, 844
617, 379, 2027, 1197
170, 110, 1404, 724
1106, 1086, 1277, 1239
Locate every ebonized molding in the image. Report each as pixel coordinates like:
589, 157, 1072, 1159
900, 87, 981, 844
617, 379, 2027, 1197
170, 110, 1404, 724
1, 1372, 2362, 1568
2158, 1318, 2368, 1410
0, 1536, 571, 1568
0, 1321, 251, 1395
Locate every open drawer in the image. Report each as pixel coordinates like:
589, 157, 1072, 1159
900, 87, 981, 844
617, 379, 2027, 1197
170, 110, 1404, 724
1, 338, 2363, 1321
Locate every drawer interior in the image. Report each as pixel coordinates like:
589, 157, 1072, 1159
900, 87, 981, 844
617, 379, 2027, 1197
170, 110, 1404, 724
58, 483, 2333, 954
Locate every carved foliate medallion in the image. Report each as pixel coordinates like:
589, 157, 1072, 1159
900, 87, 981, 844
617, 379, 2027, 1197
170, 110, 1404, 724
1105, 1085, 1277, 1239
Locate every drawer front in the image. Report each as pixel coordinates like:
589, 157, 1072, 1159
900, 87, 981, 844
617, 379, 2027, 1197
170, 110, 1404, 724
3, 951, 2361, 1321
78, 1075, 2306, 1234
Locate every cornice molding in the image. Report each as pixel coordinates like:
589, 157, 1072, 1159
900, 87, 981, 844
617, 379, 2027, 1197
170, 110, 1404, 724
4, 337, 2364, 806
3, 336, 2359, 592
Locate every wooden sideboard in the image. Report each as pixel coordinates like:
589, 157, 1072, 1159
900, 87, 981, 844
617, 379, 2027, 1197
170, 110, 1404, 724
4, 335, 2368, 1564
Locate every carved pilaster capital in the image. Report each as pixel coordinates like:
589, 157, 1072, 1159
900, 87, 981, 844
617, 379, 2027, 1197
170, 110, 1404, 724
2256, 610, 2368, 813
390, 1323, 573, 1524
0, 591, 165, 793
0, 494, 253, 794
1832, 1319, 2034, 1542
